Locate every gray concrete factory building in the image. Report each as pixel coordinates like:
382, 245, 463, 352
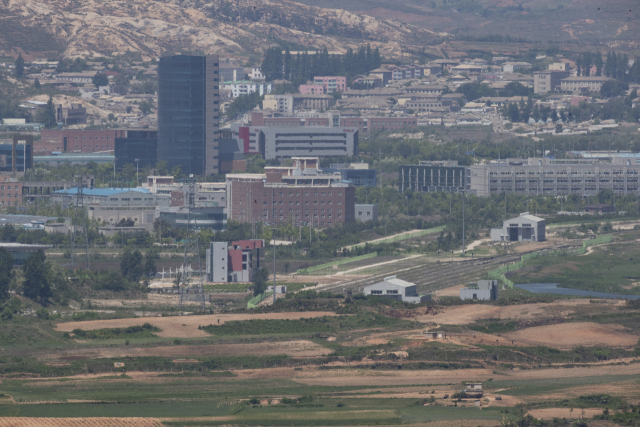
490, 212, 545, 242
460, 280, 498, 301
364, 275, 430, 303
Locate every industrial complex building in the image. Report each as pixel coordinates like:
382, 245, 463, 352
364, 276, 430, 303
470, 157, 640, 197
490, 212, 546, 242
399, 161, 469, 193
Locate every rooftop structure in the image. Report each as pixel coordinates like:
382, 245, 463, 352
364, 276, 430, 303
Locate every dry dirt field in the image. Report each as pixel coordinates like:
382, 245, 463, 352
55, 312, 337, 338
503, 322, 638, 348
414, 300, 624, 325
433, 284, 465, 298
44, 340, 330, 360
526, 408, 604, 420
0, 418, 164, 427
286, 362, 640, 387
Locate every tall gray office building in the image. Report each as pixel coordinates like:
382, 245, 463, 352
158, 52, 220, 175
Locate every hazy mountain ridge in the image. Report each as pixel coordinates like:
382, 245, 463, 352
0, 0, 445, 60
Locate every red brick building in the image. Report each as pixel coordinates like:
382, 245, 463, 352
226, 168, 355, 228
36, 130, 126, 154
0, 175, 22, 207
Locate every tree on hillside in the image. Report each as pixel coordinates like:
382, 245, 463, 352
14, 54, 24, 79
22, 250, 52, 302
594, 51, 603, 76
0, 247, 14, 301
36, 95, 58, 129
92, 73, 109, 88
34, 78, 41, 90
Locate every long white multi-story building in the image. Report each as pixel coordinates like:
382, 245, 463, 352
470, 157, 640, 197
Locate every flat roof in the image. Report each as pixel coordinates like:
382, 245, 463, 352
53, 187, 151, 196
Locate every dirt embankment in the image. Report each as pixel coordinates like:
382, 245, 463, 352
55, 312, 337, 338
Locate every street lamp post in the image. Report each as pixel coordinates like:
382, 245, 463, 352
271, 227, 277, 305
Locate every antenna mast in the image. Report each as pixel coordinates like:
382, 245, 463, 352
179, 178, 206, 311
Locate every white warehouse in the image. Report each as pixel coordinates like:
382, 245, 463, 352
364, 276, 430, 303
490, 212, 546, 242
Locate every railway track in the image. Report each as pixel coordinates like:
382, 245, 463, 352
325, 242, 581, 295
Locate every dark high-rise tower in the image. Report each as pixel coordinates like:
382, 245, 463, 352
158, 52, 220, 175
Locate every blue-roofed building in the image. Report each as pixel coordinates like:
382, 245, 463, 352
51, 187, 169, 208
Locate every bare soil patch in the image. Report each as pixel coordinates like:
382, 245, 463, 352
414, 300, 623, 325
434, 285, 465, 298
0, 418, 164, 427
526, 408, 603, 420
503, 322, 637, 348
55, 312, 337, 338
46, 340, 329, 360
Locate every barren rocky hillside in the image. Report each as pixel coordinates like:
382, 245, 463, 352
0, 0, 445, 60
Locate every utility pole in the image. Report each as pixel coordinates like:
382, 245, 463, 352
272, 227, 277, 305
462, 190, 465, 255
178, 176, 205, 311
135, 159, 140, 185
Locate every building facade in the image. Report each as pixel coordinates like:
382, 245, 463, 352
114, 130, 158, 171
52, 188, 162, 208
0, 176, 22, 207
460, 280, 498, 301
355, 204, 378, 222
158, 53, 220, 175
313, 76, 347, 93
470, 157, 640, 197
37, 130, 124, 154
490, 213, 546, 242
157, 206, 227, 231
223, 81, 271, 98
399, 161, 469, 193
219, 65, 244, 82
225, 161, 355, 228
206, 239, 264, 283
533, 70, 570, 94
560, 76, 614, 94
0, 136, 33, 173
258, 127, 358, 160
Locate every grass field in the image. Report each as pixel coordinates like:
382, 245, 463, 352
508, 241, 640, 295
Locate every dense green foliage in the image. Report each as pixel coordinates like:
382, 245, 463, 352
225, 91, 262, 120
261, 45, 381, 85
201, 314, 411, 335
71, 323, 160, 340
